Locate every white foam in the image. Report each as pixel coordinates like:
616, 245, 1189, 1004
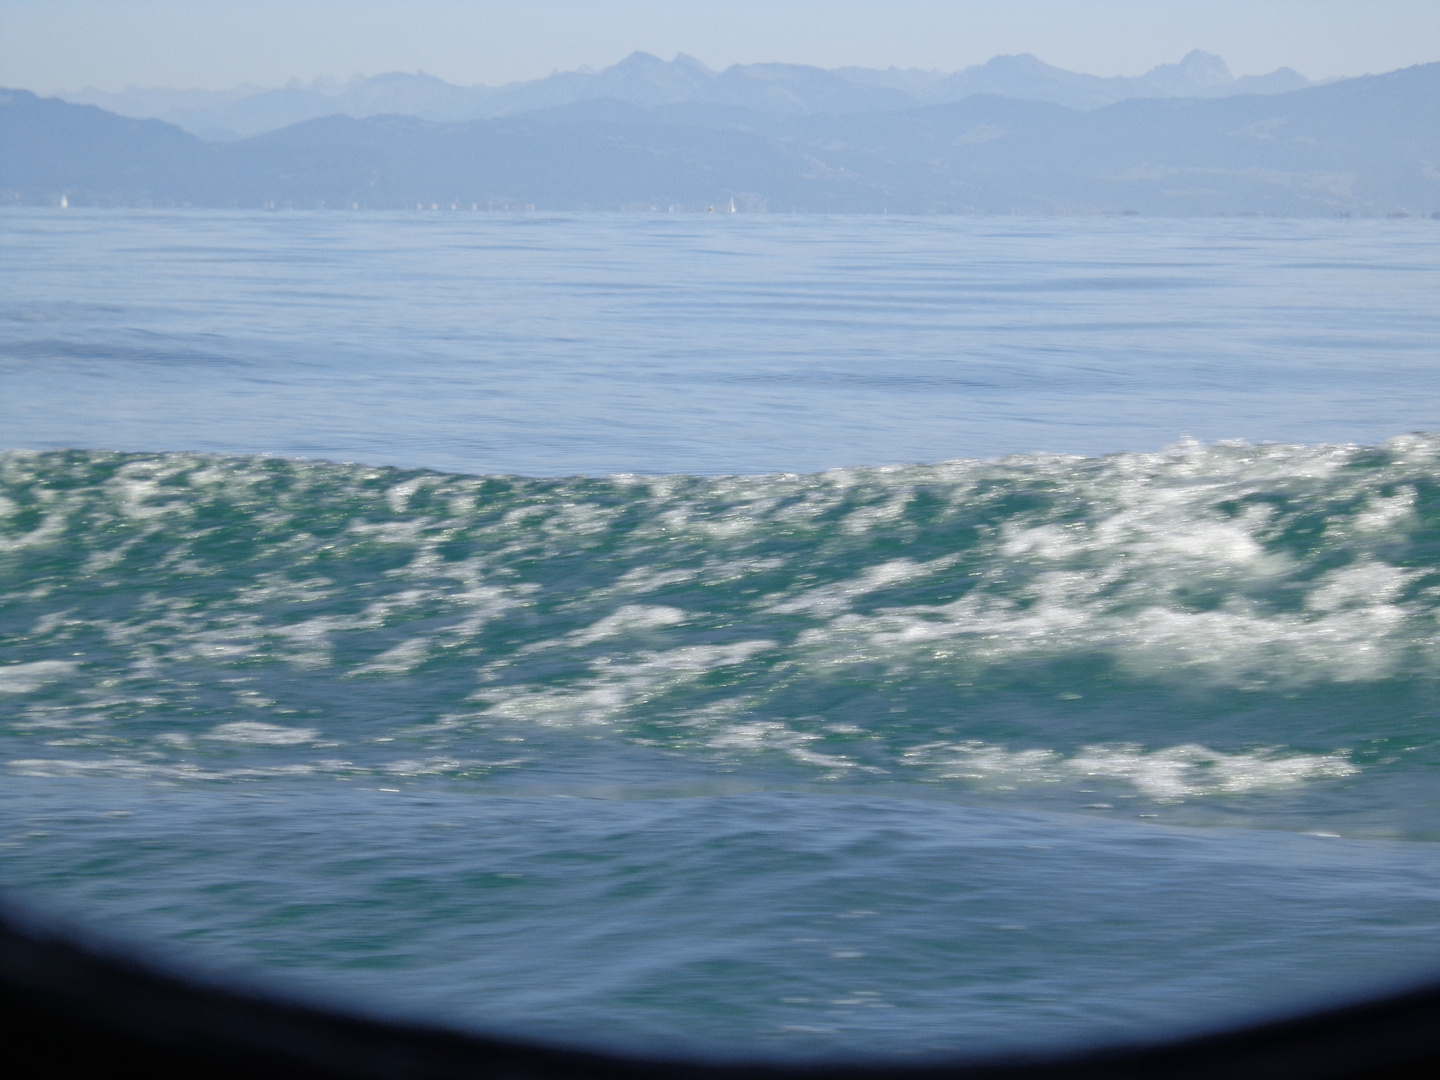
766, 556, 959, 617
0, 509, 67, 553
1306, 562, 1411, 613
1352, 487, 1417, 533
708, 720, 876, 774
384, 476, 428, 514
478, 640, 775, 727
351, 637, 431, 675
205, 721, 321, 745
901, 740, 1357, 800
0, 660, 78, 694
570, 605, 689, 644
775, 441, 1438, 687
1067, 743, 1358, 799
5, 756, 325, 781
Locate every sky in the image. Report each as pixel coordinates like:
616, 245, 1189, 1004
2, 0, 1438, 94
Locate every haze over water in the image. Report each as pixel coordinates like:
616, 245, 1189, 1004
3, 209, 1440, 1060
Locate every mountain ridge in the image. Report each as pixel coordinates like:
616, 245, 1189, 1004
4, 62, 1437, 216
58, 50, 1321, 141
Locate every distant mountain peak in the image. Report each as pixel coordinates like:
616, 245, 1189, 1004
363, 71, 455, 89
8, 61, 1433, 215
1180, 49, 1231, 71
1142, 50, 1235, 95
50, 49, 1322, 141
672, 54, 712, 74
979, 54, 1058, 75
613, 52, 670, 71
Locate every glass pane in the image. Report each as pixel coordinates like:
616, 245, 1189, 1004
4, 211, 1440, 1061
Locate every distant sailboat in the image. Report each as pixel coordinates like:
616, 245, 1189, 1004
729, 198, 736, 214
59, 194, 68, 208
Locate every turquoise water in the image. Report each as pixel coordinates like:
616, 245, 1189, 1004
3, 212, 1440, 1061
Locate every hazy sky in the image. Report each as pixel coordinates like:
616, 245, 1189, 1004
2, 0, 1438, 93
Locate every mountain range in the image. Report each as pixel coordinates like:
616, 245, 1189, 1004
3, 58, 1437, 216
60, 51, 1316, 141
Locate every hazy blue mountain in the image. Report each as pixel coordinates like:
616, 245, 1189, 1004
0, 89, 210, 199
858, 51, 1316, 109
61, 74, 499, 141
1230, 68, 1312, 95
1141, 50, 1236, 95
1140, 50, 1311, 98
6, 63, 1436, 215
785, 63, 1440, 215
57, 50, 1321, 140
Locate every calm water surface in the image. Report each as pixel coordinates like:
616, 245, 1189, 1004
3, 210, 1438, 474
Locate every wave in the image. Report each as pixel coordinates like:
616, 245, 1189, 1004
2, 438, 1439, 826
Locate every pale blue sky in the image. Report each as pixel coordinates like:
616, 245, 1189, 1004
2, 0, 1438, 93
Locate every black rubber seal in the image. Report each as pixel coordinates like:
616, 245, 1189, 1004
3, 901, 1439, 1080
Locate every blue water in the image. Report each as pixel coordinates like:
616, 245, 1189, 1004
2, 211, 1438, 474
3, 210, 1440, 1062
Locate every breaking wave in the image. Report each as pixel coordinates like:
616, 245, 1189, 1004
6, 439, 1440, 1057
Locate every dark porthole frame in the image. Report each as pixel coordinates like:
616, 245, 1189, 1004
3, 901, 1440, 1080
